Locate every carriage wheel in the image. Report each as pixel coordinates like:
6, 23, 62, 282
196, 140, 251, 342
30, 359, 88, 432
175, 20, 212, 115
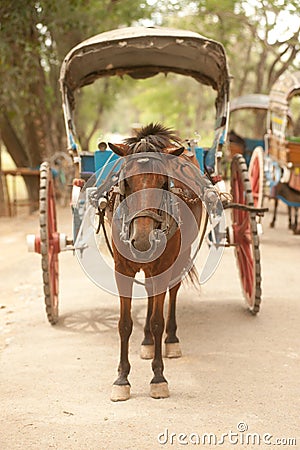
248, 146, 264, 209
40, 162, 59, 324
230, 154, 262, 314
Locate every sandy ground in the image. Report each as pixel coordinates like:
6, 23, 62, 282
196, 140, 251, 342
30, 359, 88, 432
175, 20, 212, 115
0, 203, 299, 450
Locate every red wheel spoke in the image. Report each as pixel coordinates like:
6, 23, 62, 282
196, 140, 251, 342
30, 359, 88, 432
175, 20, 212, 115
234, 215, 250, 238
237, 247, 254, 298
230, 155, 261, 313
249, 148, 264, 209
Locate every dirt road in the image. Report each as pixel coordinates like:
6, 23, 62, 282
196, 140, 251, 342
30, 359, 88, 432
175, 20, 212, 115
0, 205, 299, 449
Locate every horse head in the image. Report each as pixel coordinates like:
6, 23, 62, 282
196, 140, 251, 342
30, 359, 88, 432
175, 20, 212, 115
109, 124, 184, 259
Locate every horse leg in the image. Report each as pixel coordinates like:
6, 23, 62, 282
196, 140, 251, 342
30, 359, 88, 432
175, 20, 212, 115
140, 295, 154, 359
288, 206, 293, 229
270, 197, 278, 228
165, 282, 182, 358
150, 292, 169, 399
293, 208, 300, 234
111, 295, 133, 402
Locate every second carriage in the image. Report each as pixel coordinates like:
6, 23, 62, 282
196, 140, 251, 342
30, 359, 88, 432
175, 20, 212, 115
265, 71, 300, 232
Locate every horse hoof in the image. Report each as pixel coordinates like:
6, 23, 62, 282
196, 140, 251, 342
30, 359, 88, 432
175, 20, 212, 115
165, 342, 182, 358
150, 382, 169, 399
140, 344, 154, 359
110, 384, 130, 402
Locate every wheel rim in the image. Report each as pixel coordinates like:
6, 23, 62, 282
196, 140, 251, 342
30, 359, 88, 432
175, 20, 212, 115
48, 177, 59, 310
40, 162, 59, 324
231, 155, 261, 313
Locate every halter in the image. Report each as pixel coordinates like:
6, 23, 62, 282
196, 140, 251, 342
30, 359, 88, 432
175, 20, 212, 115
116, 152, 181, 244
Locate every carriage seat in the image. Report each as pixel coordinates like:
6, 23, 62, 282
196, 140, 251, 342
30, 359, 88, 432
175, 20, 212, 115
182, 147, 205, 174
244, 138, 265, 152
80, 149, 119, 181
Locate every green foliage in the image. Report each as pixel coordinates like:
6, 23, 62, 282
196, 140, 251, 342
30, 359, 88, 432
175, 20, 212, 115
130, 74, 215, 140
0, 0, 157, 161
82, 73, 216, 146
1, 0, 299, 163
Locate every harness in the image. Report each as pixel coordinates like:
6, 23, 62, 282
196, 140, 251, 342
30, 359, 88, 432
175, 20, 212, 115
88, 148, 227, 261
73, 148, 231, 290
112, 152, 181, 246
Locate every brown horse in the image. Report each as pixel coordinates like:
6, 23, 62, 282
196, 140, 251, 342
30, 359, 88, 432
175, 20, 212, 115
107, 123, 204, 401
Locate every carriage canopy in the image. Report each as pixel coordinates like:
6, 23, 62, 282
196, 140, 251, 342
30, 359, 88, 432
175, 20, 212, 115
230, 94, 269, 112
60, 26, 230, 116
269, 71, 300, 114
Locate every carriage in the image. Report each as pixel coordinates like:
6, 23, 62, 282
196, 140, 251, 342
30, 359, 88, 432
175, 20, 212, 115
27, 27, 267, 400
226, 93, 270, 209
228, 94, 269, 165
263, 71, 300, 232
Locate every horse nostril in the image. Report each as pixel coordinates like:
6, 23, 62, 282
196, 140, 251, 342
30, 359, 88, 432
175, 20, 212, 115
131, 236, 151, 252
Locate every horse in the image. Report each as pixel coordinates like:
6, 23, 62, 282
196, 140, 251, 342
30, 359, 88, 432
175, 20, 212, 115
106, 123, 204, 401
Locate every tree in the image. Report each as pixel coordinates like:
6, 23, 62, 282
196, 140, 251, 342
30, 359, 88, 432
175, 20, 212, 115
0, 1, 52, 206
155, 0, 300, 136
75, 0, 300, 145
0, 0, 155, 211
180, 0, 300, 95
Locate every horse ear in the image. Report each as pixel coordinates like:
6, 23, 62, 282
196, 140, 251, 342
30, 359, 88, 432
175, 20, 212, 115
108, 143, 129, 157
165, 146, 185, 157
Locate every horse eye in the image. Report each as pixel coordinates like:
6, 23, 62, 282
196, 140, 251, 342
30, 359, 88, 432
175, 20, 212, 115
162, 181, 169, 190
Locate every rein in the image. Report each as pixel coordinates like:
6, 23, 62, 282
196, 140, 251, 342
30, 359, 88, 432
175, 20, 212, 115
96, 207, 114, 257
95, 206, 147, 287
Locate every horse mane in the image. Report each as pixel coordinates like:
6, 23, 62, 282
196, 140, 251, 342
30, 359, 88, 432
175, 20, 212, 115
123, 123, 182, 153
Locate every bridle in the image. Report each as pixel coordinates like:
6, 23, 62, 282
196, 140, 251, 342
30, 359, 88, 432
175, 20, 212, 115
116, 152, 181, 245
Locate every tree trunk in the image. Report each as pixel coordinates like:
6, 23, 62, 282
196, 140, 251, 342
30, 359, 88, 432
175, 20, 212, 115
254, 109, 268, 138
0, 177, 7, 216
0, 145, 8, 216
0, 111, 29, 167
256, 46, 267, 93
0, 110, 39, 212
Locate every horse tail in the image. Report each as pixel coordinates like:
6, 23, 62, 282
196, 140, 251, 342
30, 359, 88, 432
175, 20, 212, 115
186, 264, 200, 289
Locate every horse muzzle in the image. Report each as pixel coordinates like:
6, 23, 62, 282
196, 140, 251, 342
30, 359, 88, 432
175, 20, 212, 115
129, 221, 167, 262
